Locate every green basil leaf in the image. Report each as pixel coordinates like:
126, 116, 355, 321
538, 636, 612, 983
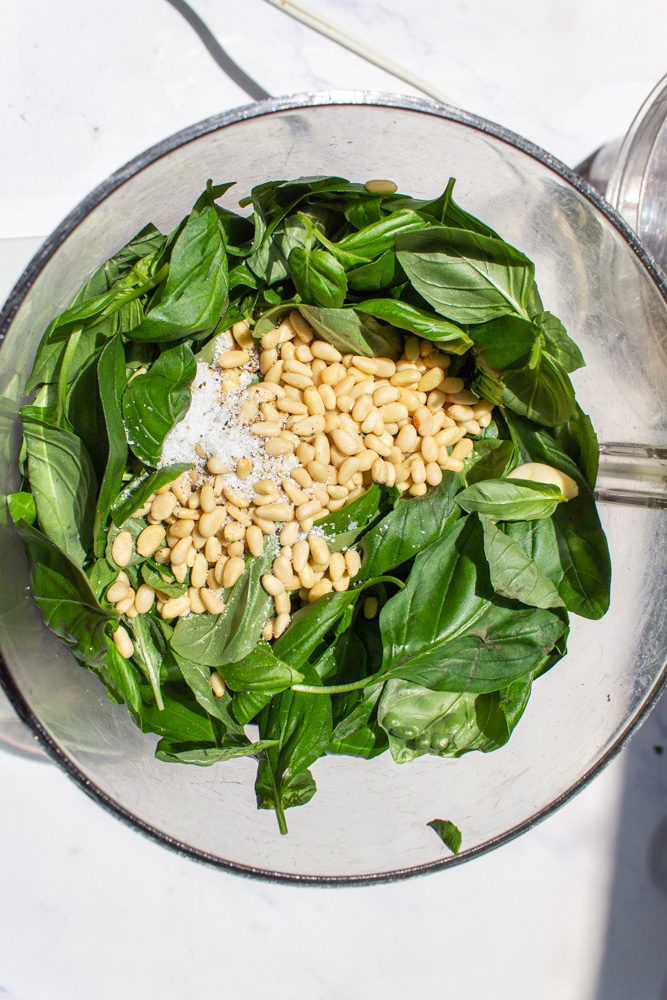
481, 516, 564, 608
470, 315, 539, 374
380, 516, 566, 692
6, 491, 36, 525
535, 311, 585, 373
135, 687, 219, 743
104, 635, 142, 713
127, 182, 229, 342
255, 660, 333, 833
314, 484, 383, 549
170, 543, 275, 666
427, 819, 462, 854
21, 415, 97, 566
297, 305, 402, 359
337, 209, 426, 258
456, 478, 564, 520
501, 353, 576, 426
111, 463, 192, 527
288, 246, 348, 308
464, 439, 516, 485
122, 343, 196, 466
272, 589, 364, 669
171, 651, 247, 729
356, 298, 472, 351
396, 227, 534, 324
126, 613, 164, 710
359, 474, 463, 580
549, 404, 599, 489
217, 644, 303, 695
156, 738, 278, 766
505, 414, 610, 618
14, 520, 116, 668
92, 336, 128, 554
346, 251, 404, 293
140, 562, 187, 598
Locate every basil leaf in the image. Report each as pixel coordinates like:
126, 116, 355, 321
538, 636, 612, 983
272, 589, 364, 669
346, 251, 404, 293
337, 209, 426, 257
14, 520, 116, 668
156, 738, 278, 766
111, 462, 191, 526
380, 516, 566, 693
104, 635, 142, 713
359, 474, 463, 579
92, 336, 128, 553
427, 819, 462, 854
122, 343, 196, 466
217, 644, 303, 695
127, 182, 229, 342
289, 246, 348, 308
314, 484, 383, 549
22, 415, 97, 566
550, 404, 599, 489
126, 613, 166, 710
456, 478, 565, 520
480, 516, 564, 608
140, 562, 187, 598
170, 651, 243, 726
297, 305, 402, 359
470, 315, 539, 374
6, 491, 36, 525
505, 414, 610, 618
502, 353, 576, 427
396, 227, 534, 324
135, 688, 219, 743
256, 661, 333, 833
170, 544, 275, 666
356, 298, 472, 351
535, 311, 585, 373
464, 439, 516, 485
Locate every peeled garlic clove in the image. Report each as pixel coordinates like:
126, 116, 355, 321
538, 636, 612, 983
509, 462, 579, 500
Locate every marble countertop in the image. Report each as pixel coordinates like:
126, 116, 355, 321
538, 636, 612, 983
2, 2, 667, 997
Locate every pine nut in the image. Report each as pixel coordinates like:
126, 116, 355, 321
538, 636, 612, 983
390, 368, 420, 387
344, 549, 361, 577
427, 389, 447, 412
112, 531, 133, 567
219, 350, 250, 369
463, 419, 481, 436
220, 557, 244, 589
210, 669, 227, 695
290, 467, 312, 489
264, 360, 284, 384
173, 507, 199, 521
296, 499, 321, 522
112, 625, 134, 658
435, 426, 459, 447
204, 536, 222, 564
421, 435, 439, 463
281, 341, 296, 361
222, 521, 245, 543
312, 484, 329, 505
233, 458, 251, 480
261, 574, 285, 597
364, 596, 379, 619
282, 479, 310, 505
296, 442, 316, 465
150, 492, 176, 522
350, 395, 371, 423
199, 507, 226, 537
417, 367, 445, 392
439, 377, 464, 394
255, 503, 292, 522
198, 484, 215, 513
479, 412, 492, 428
423, 352, 450, 370
259, 349, 278, 375
261, 328, 281, 350
161, 594, 191, 619
371, 458, 388, 483
292, 540, 309, 573
271, 556, 292, 586
170, 476, 192, 504
207, 456, 229, 475
409, 482, 428, 496
364, 434, 392, 458
308, 578, 333, 602
326, 552, 344, 582
310, 340, 342, 362
225, 503, 252, 527
425, 462, 443, 486
308, 535, 329, 566
329, 428, 362, 456
301, 461, 325, 484
115, 590, 135, 613
241, 524, 262, 557
262, 620, 275, 641
372, 385, 397, 407
186, 552, 205, 588
327, 484, 348, 500
395, 425, 417, 453
472, 400, 494, 418
452, 438, 474, 460
248, 421, 279, 438
289, 414, 323, 437
349, 355, 376, 375
447, 404, 474, 423
298, 563, 317, 589
107, 579, 132, 603
130, 584, 153, 615
338, 456, 361, 485
275, 397, 306, 415
289, 310, 314, 342
317, 384, 336, 410
186, 587, 205, 614
279, 520, 300, 546
172, 562, 188, 584
281, 373, 311, 390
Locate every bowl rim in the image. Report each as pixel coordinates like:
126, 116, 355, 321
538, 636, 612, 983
1, 89, 666, 886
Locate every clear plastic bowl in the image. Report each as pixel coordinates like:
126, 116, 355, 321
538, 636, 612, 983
1, 93, 666, 884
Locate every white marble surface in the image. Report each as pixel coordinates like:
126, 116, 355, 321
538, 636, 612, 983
2, 2, 667, 997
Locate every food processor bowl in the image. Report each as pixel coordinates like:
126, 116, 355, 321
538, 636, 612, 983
1, 93, 666, 884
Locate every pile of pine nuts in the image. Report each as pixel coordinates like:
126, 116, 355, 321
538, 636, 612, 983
109, 311, 493, 661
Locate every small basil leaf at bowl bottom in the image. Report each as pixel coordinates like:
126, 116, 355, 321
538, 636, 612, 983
427, 820, 462, 855
455, 478, 565, 521
132, 686, 222, 743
